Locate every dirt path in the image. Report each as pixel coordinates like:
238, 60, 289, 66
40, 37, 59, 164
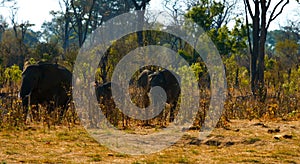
0, 119, 299, 163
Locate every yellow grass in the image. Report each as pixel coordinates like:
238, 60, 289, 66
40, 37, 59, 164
0, 119, 299, 163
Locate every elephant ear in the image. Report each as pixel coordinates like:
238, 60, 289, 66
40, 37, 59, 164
163, 70, 180, 84
20, 65, 42, 97
137, 70, 150, 88
148, 74, 153, 84
33, 65, 44, 92
148, 72, 158, 84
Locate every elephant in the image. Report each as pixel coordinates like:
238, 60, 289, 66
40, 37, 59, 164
137, 69, 154, 90
136, 69, 181, 123
95, 81, 124, 126
20, 63, 72, 122
134, 69, 155, 108
149, 69, 181, 122
95, 81, 116, 104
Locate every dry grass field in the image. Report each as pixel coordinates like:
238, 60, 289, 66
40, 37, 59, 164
0, 118, 299, 163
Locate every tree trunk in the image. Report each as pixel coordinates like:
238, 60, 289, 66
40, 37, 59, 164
63, 4, 70, 60
131, 0, 150, 46
250, 0, 260, 96
257, 0, 268, 101
244, 0, 289, 101
137, 10, 145, 47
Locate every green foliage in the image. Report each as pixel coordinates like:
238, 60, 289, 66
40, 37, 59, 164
239, 68, 250, 88
169, 61, 206, 90
282, 66, 300, 95
265, 56, 277, 70
264, 56, 279, 88
0, 30, 27, 68
32, 42, 61, 62
224, 54, 249, 89
275, 39, 299, 69
185, 3, 247, 57
178, 50, 193, 64
213, 26, 232, 56
190, 62, 205, 82
95, 33, 139, 82
230, 19, 248, 56
175, 64, 197, 87
27, 58, 37, 65
0, 0, 299, 130
23, 30, 40, 47
3, 64, 22, 85
0, 66, 4, 85
185, 0, 225, 32
275, 39, 299, 56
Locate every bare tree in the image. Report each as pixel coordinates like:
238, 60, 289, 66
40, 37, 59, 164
163, 0, 185, 25
9, 4, 18, 38
70, 0, 96, 47
243, 0, 295, 100
215, 0, 239, 29
131, 0, 151, 46
0, 15, 8, 42
8, 3, 34, 69
59, 0, 72, 59
0, 0, 14, 7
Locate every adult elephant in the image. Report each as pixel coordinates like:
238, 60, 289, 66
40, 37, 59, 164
20, 63, 72, 122
137, 69, 181, 123
150, 69, 181, 123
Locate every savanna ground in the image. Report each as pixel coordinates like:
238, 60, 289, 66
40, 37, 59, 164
0, 117, 299, 163
1, 73, 300, 163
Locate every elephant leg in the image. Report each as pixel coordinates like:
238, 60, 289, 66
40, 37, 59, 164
111, 100, 119, 127
22, 97, 30, 123
25, 102, 39, 122
159, 102, 168, 127
32, 104, 40, 122
144, 94, 150, 126
44, 101, 57, 125
162, 106, 170, 126
169, 101, 177, 123
150, 96, 164, 126
23, 106, 29, 123
58, 105, 67, 124
59, 106, 65, 121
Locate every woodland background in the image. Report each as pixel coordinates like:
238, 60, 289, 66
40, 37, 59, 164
0, 0, 299, 127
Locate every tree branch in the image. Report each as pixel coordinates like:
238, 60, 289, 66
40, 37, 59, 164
83, 0, 95, 43
266, 0, 271, 9
266, 0, 289, 30
70, 0, 79, 35
244, 0, 252, 55
131, 0, 139, 9
244, 0, 254, 19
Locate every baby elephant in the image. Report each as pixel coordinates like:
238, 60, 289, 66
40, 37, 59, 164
95, 81, 124, 126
